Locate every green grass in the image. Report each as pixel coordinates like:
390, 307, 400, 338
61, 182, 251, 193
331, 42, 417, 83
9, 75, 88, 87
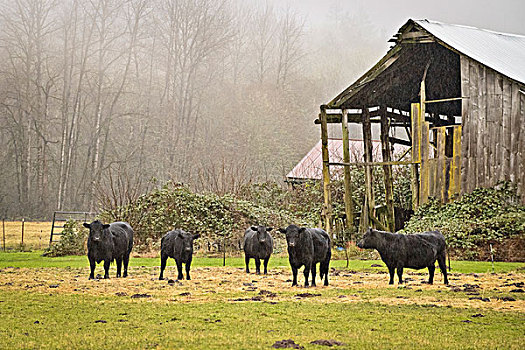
0, 251, 523, 274
0, 290, 522, 350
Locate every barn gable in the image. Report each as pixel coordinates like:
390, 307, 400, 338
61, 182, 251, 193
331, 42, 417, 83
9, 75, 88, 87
316, 18, 525, 235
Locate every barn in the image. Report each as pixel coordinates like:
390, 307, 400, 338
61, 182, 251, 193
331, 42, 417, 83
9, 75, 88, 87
317, 19, 525, 234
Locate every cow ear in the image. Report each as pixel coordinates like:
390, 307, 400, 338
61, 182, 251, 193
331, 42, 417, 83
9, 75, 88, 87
266, 227, 273, 232
250, 226, 257, 231
83, 223, 90, 229
277, 228, 286, 234
193, 234, 201, 240
102, 224, 110, 229
299, 227, 306, 234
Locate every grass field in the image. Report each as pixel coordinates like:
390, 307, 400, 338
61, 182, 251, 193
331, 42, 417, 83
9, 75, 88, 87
1, 221, 52, 250
0, 252, 523, 349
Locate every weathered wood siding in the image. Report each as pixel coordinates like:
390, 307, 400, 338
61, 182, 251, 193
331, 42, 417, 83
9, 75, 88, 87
460, 55, 525, 203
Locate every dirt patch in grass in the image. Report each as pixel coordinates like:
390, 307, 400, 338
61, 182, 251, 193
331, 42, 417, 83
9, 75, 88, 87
0, 265, 523, 312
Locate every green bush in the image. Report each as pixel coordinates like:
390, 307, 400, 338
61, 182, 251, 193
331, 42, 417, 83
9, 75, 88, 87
43, 220, 87, 257
400, 182, 525, 260
101, 182, 307, 250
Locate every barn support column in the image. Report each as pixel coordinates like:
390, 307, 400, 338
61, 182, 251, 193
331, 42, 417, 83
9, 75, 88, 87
320, 106, 332, 235
411, 102, 422, 210
380, 106, 395, 232
341, 108, 355, 238
360, 107, 375, 231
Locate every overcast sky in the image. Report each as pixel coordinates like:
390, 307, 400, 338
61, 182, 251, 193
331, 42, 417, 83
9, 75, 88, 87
280, 0, 525, 39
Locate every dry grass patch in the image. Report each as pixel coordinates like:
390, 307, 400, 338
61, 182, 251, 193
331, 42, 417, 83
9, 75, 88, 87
0, 265, 523, 312
1, 221, 52, 250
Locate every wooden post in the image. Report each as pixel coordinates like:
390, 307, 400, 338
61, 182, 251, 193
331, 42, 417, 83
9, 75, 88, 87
341, 108, 355, 237
2, 219, 5, 252
411, 103, 422, 210
320, 107, 332, 235
21, 218, 25, 246
436, 127, 447, 202
419, 121, 430, 204
362, 107, 375, 228
380, 106, 395, 232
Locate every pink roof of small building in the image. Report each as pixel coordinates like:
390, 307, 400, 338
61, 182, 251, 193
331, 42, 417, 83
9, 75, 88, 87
286, 139, 407, 181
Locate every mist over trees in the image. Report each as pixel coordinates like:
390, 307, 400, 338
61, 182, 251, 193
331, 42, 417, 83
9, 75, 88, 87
0, 0, 383, 218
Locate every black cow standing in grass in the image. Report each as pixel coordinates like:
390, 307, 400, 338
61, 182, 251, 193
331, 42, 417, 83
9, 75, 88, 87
159, 230, 200, 280
243, 226, 274, 275
357, 228, 449, 285
83, 220, 134, 279
278, 225, 331, 287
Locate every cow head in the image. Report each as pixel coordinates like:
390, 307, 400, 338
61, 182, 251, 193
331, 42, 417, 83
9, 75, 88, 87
356, 227, 378, 249
250, 226, 272, 244
177, 230, 200, 252
278, 225, 305, 248
83, 220, 110, 242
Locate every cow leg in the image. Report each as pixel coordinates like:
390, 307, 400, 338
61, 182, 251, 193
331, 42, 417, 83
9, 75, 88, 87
303, 265, 311, 288
388, 266, 395, 285
186, 259, 192, 280
176, 260, 184, 280
311, 263, 317, 287
123, 253, 129, 278
103, 260, 110, 279
245, 255, 250, 274
255, 258, 261, 275
89, 258, 96, 280
159, 254, 168, 280
263, 257, 269, 275
116, 258, 122, 278
397, 267, 404, 284
437, 254, 449, 285
291, 266, 298, 286
428, 265, 435, 284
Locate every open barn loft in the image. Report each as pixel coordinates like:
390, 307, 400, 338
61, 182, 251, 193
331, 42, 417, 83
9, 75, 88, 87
317, 19, 525, 236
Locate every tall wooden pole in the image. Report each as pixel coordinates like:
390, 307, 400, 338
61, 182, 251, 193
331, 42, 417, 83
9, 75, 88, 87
362, 107, 375, 229
21, 218, 25, 247
411, 102, 422, 211
2, 219, 5, 252
380, 106, 395, 232
320, 107, 332, 236
341, 109, 355, 238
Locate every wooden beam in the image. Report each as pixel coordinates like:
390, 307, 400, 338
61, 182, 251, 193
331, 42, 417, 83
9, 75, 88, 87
362, 107, 375, 229
329, 160, 418, 167
380, 106, 395, 232
411, 103, 421, 210
340, 109, 355, 238
320, 108, 332, 235
419, 121, 430, 204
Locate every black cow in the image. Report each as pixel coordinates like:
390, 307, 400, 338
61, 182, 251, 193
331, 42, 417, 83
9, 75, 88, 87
278, 225, 331, 287
159, 229, 200, 280
357, 228, 449, 285
243, 226, 273, 275
83, 220, 134, 279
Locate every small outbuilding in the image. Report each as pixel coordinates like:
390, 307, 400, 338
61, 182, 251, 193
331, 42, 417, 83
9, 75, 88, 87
317, 19, 525, 234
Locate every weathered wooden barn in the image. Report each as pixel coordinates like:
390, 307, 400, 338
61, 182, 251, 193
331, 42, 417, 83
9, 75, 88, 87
318, 19, 525, 235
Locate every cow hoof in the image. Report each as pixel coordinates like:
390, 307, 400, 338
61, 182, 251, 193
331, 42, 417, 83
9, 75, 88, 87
89, 276, 94, 280
104, 276, 109, 279
159, 277, 164, 280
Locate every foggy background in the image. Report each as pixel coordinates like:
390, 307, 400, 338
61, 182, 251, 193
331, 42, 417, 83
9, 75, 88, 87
1, 0, 523, 218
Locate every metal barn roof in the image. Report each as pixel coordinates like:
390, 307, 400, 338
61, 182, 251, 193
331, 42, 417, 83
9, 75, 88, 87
328, 19, 525, 109
286, 139, 407, 181
414, 19, 525, 85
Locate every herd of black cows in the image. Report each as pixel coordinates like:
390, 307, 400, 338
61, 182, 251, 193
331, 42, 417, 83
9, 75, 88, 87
83, 220, 449, 286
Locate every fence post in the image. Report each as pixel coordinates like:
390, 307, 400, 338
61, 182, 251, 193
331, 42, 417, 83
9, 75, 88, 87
2, 219, 5, 252
222, 232, 226, 267
21, 218, 25, 246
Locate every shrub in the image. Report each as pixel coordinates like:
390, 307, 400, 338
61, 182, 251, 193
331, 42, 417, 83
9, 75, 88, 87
401, 182, 525, 261
43, 220, 88, 257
